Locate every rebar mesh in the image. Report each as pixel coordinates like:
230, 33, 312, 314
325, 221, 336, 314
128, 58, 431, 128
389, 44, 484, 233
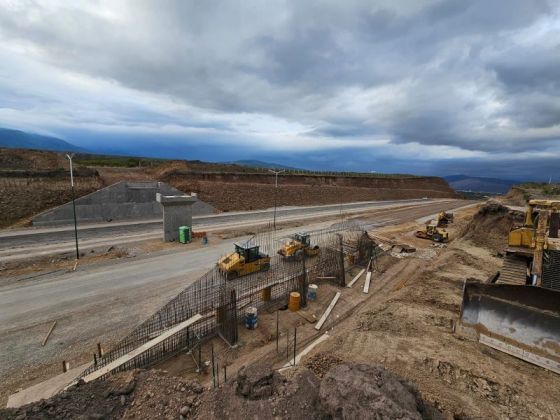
80, 220, 368, 379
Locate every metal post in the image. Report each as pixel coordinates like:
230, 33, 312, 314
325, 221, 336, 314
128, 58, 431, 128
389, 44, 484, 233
276, 310, 279, 353
198, 344, 202, 373
66, 154, 79, 260
286, 330, 289, 359
216, 361, 220, 387
268, 169, 285, 230
338, 234, 346, 287
97, 343, 103, 358
293, 327, 297, 366
223, 365, 227, 382
211, 344, 215, 388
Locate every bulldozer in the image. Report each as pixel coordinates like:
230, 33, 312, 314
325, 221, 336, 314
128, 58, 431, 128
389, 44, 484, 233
415, 222, 449, 243
217, 242, 271, 279
278, 232, 320, 260
458, 200, 560, 374
500, 199, 560, 287
436, 210, 454, 227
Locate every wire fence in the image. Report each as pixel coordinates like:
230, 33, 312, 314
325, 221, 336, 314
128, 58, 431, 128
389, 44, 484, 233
79, 220, 373, 379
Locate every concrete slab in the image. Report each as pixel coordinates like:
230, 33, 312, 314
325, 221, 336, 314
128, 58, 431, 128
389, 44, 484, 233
6, 363, 90, 408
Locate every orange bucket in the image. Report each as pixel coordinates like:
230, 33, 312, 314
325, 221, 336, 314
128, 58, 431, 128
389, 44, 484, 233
288, 292, 301, 312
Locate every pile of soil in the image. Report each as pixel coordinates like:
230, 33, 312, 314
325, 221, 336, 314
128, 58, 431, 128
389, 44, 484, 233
198, 363, 441, 420
462, 202, 525, 252
1, 364, 440, 420
0, 370, 204, 420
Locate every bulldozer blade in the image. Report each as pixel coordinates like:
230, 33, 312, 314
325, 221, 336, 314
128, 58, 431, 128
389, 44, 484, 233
458, 281, 560, 374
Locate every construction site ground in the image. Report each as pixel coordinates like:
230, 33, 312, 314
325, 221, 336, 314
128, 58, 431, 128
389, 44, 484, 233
3, 202, 559, 419
0, 200, 466, 406
147, 205, 560, 419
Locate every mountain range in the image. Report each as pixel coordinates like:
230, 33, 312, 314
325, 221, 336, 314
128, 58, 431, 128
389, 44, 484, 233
0, 127, 521, 194
444, 174, 519, 194
0, 128, 85, 153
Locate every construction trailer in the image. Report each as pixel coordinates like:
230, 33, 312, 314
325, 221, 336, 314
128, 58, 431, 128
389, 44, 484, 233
458, 200, 560, 374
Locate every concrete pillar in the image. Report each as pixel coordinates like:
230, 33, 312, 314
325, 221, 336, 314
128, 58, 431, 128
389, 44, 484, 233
156, 193, 196, 242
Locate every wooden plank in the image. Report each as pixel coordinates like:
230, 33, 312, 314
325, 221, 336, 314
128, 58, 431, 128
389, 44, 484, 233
315, 292, 341, 331
279, 333, 330, 371
81, 313, 202, 383
363, 271, 372, 294
347, 269, 365, 288
42, 321, 57, 346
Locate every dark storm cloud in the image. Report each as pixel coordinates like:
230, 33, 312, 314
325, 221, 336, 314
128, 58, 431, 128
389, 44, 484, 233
0, 0, 559, 178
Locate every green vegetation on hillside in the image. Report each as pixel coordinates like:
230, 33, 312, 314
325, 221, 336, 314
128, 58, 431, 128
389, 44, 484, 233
74, 155, 164, 168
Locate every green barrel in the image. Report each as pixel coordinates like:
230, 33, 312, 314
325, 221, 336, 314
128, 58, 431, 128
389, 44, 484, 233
179, 226, 191, 244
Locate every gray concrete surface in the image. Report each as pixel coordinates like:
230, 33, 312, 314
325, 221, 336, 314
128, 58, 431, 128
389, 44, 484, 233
31, 181, 214, 226
1, 198, 444, 263
156, 193, 196, 242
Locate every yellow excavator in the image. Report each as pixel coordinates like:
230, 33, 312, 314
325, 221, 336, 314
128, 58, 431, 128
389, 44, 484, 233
415, 222, 449, 243
217, 242, 271, 279
458, 199, 560, 374
278, 232, 320, 260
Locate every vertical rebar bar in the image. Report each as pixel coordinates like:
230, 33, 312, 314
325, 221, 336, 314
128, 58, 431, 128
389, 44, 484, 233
211, 344, 215, 388
216, 361, 220, 387
338, 234, 346, 287
293, 327, 297, 366
198, 343, 202, 373
276, 311, 279, 353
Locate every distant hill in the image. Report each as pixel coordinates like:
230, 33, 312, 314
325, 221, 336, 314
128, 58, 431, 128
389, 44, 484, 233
444, 174, 519, 194
0, 127, 86, 153
232, 160, 300, 171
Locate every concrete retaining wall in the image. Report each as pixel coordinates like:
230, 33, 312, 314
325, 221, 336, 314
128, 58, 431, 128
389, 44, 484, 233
32, 181, 214, 226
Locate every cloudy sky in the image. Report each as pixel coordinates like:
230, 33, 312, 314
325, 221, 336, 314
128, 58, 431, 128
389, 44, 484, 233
0, 0, 559, 179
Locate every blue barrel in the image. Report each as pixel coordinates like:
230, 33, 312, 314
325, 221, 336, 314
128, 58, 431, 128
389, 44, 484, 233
307, 284, 318, 301
245, 307, 258, 330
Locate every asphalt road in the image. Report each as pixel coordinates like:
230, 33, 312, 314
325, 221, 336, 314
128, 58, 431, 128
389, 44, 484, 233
1, 198, 444, 262
0, 198, 470, 404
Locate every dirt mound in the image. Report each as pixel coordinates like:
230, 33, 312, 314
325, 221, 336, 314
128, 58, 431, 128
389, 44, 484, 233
198, 363, 440, 420
463, 202, 524, 251
1, 370, 204, 420
1, 364, 439, 419
320, 364, 440, 420
501, 187, 527, 206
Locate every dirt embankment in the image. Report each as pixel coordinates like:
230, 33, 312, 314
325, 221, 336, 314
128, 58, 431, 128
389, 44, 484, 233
462, 202, 525, 252
0, 148, 458, 227
1, 364, 441, 420
160, 170, 458, 212
0, 149, 103, 228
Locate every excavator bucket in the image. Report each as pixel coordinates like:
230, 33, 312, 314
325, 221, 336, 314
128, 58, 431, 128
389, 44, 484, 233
458, 281, 560, 374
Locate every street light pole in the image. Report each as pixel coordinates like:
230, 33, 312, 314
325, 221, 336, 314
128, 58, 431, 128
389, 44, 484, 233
268, 169, 285, 230
66, 154, 80, 260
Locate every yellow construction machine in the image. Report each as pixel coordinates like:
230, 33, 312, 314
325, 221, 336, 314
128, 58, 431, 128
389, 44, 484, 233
436, 210, 454, 227
500, 199, 560, 286
458, 199, 560, 375
217, 242, 271, 279
415, 222, 449, 243
278, 232, 320, 260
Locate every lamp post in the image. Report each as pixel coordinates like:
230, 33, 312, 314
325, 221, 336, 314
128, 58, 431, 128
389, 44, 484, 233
66, 154, 80, 260
268, 169, 285, 230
